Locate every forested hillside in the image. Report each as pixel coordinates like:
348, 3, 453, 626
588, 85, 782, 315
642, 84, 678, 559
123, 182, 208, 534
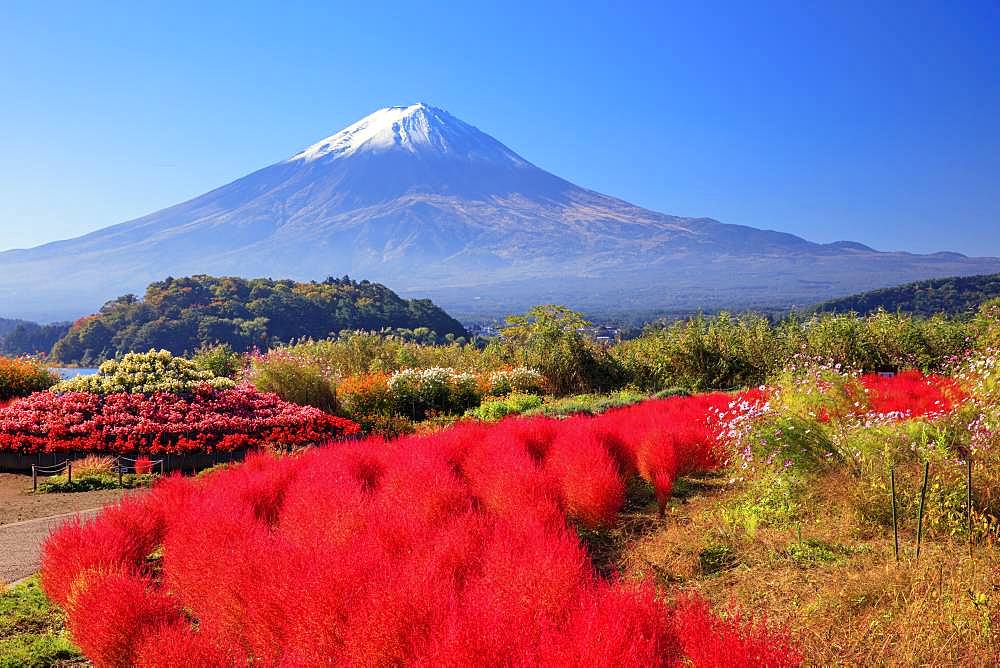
0, 318, 27, 339
50, 275, 467, 364
0, 321, 71, 356
815, 273, 1000, 316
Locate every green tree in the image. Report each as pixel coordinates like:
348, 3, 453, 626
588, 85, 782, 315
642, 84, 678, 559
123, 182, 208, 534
492, 305, 618, 395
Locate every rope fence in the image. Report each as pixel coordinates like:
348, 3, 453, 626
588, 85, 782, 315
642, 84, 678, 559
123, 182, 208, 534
14, 437, 360, 485
31, 454, 166, 491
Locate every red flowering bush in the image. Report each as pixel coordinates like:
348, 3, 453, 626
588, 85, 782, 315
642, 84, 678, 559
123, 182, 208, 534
42, 393, 799, 667
0, 384, 359, 455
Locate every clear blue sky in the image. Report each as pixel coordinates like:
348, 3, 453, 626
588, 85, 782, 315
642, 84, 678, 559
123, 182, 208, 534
1, 1, 998, 255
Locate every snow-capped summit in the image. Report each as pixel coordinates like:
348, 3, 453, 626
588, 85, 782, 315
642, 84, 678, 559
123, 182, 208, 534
2, 103, 998, 322
289, 103, 529, 167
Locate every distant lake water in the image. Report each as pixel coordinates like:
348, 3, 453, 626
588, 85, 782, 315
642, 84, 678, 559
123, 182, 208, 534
50, 367, 99, 380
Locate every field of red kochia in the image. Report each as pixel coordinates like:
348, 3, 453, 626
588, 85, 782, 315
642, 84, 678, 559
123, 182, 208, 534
42, 390, 802, 667
40, 372, 961, 667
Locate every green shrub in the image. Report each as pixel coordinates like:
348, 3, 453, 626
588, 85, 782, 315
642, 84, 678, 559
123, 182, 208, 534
193, 343, 243, 379
467, 393, 544, 421
0, 356, 57, 402
488, 305, 621, 395
787, 538, 843, 566
522, 391, 647, 418
268, 333, 483, 378
699, 543, 738, 575
37, 473, 154, 493
52, 350, 234, 394
247, 354, 338, 413
196, 463, 235, 478
357, 413, 416, 438
853, 449, 992, 541
612, 311, 972, 392
653, 387, 690, 399
747, 414, 840, 472
722, 471, 804, 537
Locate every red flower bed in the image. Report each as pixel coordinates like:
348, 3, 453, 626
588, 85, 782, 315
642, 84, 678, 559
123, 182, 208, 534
860, 370, 967, 418
41, 391, 798, 667
0, 384, 360, 454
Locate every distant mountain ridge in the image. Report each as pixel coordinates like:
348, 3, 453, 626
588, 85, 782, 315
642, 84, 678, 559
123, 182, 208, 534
815, 272, 1000, 317
2, 102, 999, 322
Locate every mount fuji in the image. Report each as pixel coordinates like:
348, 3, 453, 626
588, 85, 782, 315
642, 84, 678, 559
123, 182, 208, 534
3, 103, 999, 321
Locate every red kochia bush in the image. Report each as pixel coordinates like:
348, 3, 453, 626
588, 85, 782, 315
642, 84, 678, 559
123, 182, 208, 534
860, 370, 967, 418
65, 569, 180, 668
544, 421, 626, 528
41, 495, 165, 606
673, 593, 800, 668
0, 384, 359, 455
42, 392, 799, 667
591, 392, 740, 511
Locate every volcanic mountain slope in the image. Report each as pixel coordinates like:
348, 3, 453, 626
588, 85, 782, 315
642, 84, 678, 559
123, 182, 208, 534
2, 103, 998, 321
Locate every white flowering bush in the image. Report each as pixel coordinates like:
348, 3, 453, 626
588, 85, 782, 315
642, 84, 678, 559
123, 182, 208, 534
450, 371, 480, 408
387, 367, 483, 418
53, 350, 235, 395
952, 347, 1000, 467
488, 367, 544, 396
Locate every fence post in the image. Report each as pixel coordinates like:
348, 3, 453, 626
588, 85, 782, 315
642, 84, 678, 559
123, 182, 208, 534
32, 465, 37, 492
890, 466, 899, 562
67, 461, 73, 484
118, 458, 123, 487
967, 457, 973, 555
915, 461, 930, 560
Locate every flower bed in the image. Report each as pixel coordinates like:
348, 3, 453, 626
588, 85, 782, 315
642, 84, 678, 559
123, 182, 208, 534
0, 384, 359, 455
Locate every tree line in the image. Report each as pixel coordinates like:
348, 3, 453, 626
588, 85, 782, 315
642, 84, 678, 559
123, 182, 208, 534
40, 275, 467, 365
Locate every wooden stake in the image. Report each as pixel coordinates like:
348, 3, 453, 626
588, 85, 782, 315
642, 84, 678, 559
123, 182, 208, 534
891, 466, 899, 562
916, 461, 929, 560
967, 456, 973, 555
32, 465, 37, 492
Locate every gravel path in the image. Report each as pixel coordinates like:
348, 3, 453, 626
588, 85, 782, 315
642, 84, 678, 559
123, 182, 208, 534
0, 509, 102, 584
0, 473, 127, 525
0, 473, 130, 585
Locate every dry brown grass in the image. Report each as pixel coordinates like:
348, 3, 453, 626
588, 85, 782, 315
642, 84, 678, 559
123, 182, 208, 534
70, 455, 116, 478
610, 470, 1000, 666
